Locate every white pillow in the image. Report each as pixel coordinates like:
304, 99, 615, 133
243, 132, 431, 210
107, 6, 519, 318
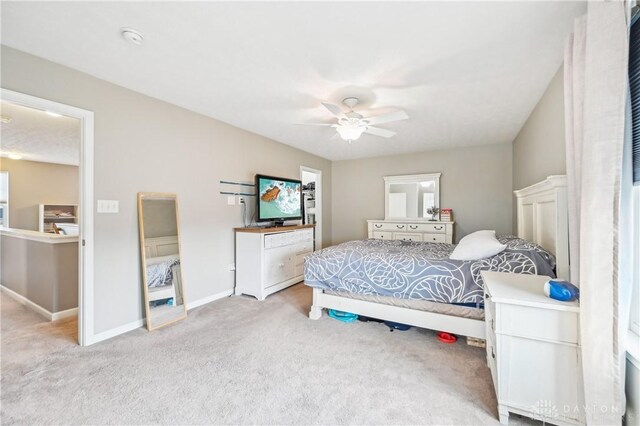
449, 230, 507, 261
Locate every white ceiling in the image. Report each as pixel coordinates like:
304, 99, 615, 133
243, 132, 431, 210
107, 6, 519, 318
0, 101, 80, 165
1, 2, 585, 161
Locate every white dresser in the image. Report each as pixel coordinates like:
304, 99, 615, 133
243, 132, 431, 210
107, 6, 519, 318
481, 271, 584, 426
366, 220, 454, 243
234, 225, 314, 300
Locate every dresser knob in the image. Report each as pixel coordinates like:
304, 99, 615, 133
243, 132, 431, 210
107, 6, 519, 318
375, 224, 382, 228
409, 225, 418, 230
396, 225, 404, 229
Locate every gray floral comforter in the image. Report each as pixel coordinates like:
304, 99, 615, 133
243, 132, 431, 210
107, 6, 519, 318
304, 236, 555, 306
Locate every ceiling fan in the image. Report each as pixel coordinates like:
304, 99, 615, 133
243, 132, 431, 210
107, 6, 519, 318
300, 97, 409, 143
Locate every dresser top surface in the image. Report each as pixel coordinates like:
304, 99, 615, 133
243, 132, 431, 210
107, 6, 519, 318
366, 219, 454, 224
234, 224, 315, 233
482, 271, 579, 312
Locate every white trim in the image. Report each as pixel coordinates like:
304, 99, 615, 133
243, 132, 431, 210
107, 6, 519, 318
384, 173, 441, 221
186, 289, 233, 310
1, 88, 95, 346
85, 288, 233, 345
51, 307, 79, 321
0, 228, 78, 244
87, 319, 145, 346
1, 285, 77, 321
300, 166, 323, 250
309, 287, 485, 339
627, 329, 640, 370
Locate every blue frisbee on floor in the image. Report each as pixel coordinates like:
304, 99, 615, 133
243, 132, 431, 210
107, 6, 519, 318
328, 309, 358, 323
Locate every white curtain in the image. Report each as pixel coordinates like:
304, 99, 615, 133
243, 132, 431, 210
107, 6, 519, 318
564, 2, 631, 424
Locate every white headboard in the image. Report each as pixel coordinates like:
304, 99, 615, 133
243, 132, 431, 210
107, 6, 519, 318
514, 175, 570, 280
144, 236, 179, 258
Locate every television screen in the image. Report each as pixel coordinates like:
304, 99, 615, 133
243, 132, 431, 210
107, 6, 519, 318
256, 174, 302, 222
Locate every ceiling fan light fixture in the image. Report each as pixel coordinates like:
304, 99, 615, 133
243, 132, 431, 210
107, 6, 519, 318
336, 124, 366, 143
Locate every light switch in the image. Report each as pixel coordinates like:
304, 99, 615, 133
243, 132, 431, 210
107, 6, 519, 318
97, 200, 119, 213
227, 196, 236, 205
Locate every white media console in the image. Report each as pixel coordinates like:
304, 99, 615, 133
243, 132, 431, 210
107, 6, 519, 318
234, 224, 315, 300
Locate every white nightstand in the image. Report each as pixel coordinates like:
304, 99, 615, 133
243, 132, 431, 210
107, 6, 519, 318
481, 271, 584, 426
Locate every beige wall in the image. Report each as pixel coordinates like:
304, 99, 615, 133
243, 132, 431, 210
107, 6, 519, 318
331, 143, 513, 244
512, 65, 566, 190
1, 46, 332, 334
0, 158, 79, 231
1, 235, 78, 313
511, 65, 566, 230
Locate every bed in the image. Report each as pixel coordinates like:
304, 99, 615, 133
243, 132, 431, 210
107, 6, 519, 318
144, 236, 182, 304
305, 175, 569, 339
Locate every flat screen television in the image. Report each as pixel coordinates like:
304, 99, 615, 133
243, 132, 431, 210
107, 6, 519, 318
255, 174, 303, 226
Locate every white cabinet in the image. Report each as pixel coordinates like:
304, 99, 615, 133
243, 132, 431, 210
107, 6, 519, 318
367, 220, 454, 243
235, 225, 315, 300
481, 271, 584, 426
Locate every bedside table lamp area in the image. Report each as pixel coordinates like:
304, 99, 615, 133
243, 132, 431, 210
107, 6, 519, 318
481, 271, 583, 426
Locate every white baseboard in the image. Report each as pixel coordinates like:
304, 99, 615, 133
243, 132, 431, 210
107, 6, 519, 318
186, 289, 233, 310
1, 285, 77, 322
51, 307, 78, 321
86, 288, 233, 346
87, 318, 146, 346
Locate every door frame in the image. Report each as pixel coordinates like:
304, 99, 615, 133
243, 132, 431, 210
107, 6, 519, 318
300, 166, 322, 250
1, 88, 95, 346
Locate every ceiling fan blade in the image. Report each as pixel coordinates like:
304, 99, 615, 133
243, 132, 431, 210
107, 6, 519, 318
365, 110, 409, 126
321, 102, 346, 118
364, 126, 396, 138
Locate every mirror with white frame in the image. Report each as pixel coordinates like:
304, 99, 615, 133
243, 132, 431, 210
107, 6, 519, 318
384, 173, 441, 221
138, 192, 187, 330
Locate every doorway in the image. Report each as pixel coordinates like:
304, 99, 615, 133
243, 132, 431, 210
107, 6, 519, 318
1, 89, 94, 346
300, 166, 322, 250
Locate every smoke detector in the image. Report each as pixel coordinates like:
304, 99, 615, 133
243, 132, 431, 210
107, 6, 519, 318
120, 28, 144, 45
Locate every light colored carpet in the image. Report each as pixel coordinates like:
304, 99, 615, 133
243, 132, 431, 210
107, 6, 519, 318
1, 284, 538, 425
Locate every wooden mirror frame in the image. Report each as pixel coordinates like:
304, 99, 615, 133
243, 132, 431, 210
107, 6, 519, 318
137, 192, 187, 330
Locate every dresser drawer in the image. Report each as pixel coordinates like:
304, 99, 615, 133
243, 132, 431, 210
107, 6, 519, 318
422, 234, 446, 243
296, 229, 314, 242
371, 222, 410, 231
405, 223, 446, 233
264, 246, 294, 287
295, 241, 313, 254
498, 304, 579, 345
372, 231, 393, 240
393, 233, 422, 242
264, 232, 295, 248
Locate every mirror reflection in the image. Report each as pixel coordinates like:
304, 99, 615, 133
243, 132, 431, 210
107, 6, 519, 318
385, 174, 441, 220
138, 193, 186, 330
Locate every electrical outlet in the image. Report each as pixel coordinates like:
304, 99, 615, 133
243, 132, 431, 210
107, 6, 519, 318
228, 263, 236, 271
227, 196, 236, 205
238, 197, 245, 204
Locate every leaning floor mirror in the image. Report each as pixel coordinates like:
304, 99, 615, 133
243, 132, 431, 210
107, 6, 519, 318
137, 192, 187, 330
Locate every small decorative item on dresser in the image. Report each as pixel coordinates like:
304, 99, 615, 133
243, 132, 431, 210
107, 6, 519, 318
426, 206, 440, 221
440, 208, 453, 222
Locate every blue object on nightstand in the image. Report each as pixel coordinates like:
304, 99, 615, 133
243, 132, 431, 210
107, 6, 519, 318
544, 279, 580, 302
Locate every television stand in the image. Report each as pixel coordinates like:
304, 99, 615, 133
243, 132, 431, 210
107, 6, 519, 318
273, 220, 285, 227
